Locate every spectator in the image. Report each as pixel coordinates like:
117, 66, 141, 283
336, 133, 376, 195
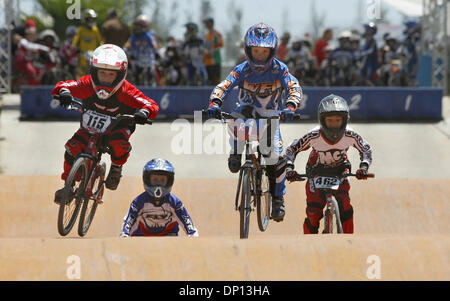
101, 8, 131, 48
38, 29, 59, 49
181, 22, 208, 86
350, 30, 361, 51
313, 28, 333, 68
302, 33, 313, 52
13, 22, 51, 85
286, 35, 315, 85
72, 9, 102, 77
160, 36, 184, 85
59, 26, 78, 79
276, 32, 290, 62
402, 20, 420, 85
129, 14, 160, 86
203, 17, 224, 86
358, 22, 378, 86
327, 30, 357, 86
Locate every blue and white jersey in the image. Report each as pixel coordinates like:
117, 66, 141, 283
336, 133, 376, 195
210, 59, 303, 117
121, 192, 198, 237
358, 38, 378, 72
130, 31, 158, 68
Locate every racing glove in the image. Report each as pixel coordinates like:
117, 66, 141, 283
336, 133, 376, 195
286, 170, 299, 182
134, 109, 150, 124
206, 99, 222, 119
356, 162, 369, 180
280, 103, 296, 121
58, 88, 73, 108
285, 162, 299, 182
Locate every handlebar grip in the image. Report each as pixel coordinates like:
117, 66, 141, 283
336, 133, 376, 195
367, 173, 375, 178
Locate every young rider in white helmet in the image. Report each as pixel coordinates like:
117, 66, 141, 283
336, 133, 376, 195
51, 44, 159, 204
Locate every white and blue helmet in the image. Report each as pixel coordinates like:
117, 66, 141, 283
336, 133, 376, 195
244, 23, 278, 73
143, 158, 175, 202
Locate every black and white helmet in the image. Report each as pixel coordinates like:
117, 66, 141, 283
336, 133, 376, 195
318, 94, 349, 143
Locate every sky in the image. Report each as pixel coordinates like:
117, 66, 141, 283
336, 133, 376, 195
7, 0, 408, 44
148, 0, 407, 39
11, 0, 407, 31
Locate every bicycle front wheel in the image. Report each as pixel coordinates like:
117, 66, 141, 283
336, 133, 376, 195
333, 199, 344, 234
256, 169, 271, 232
239, 169, 252, 239
57, 157, 88, 236
77, 162, 105, 237
323, 208, 333, 234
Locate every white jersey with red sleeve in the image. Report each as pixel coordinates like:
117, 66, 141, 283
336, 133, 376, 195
285, 125, 372, 169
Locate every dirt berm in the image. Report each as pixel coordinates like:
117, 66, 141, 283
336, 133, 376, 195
0, 175, 448, 280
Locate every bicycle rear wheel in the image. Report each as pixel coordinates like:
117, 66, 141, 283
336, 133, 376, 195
57, 157, 88, 236
239, 169, 252, 239
256, 169, 271, 232
77, 162, 105, 237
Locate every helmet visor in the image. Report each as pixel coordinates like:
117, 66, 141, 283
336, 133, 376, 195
250, 46, 271, 64
143, 170, 174, 188
96, 69, 118, 88
148, 173, 168, 187
322, 113, 345, 129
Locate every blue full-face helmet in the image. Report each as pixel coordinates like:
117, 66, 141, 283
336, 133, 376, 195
244, 23, 278, 73
143, 158, 175, 202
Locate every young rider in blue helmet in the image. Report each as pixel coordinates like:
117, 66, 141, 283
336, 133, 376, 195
205, 23, 303, 222
120, 158, 199, 237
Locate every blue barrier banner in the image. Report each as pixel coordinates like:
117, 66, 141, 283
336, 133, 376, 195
20, 85, 443, 120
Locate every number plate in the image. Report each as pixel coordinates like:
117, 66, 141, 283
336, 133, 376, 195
312, 176, 342, 189
81, 110, 112, 134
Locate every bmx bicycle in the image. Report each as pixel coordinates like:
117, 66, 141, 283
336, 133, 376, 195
52, 96, 152, 237
203, 110, 300, 238
289, 171, 374, 233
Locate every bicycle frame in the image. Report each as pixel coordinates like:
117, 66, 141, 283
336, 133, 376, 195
234, 126, 264, 211
65, 99, 149, 203
74, 138, 104, 203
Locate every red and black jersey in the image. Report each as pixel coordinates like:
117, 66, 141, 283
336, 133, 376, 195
52, 75, 159, 119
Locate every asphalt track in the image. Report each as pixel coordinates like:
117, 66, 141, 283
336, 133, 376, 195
0, 95, 449, 280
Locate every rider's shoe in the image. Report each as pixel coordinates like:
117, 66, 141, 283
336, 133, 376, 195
228, 154, 242, 173
105, 164, 122, 190
54, 186, 75, 205
271, 197, 285, 222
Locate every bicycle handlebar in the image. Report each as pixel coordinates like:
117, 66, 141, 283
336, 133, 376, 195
289, 172, 375, 182
51, 96, 152, 125
201, 110, 301, 121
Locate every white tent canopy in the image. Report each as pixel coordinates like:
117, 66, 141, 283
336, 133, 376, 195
382, 0, 423, 17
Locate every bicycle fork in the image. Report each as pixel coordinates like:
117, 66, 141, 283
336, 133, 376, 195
324, 194, 343, 234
